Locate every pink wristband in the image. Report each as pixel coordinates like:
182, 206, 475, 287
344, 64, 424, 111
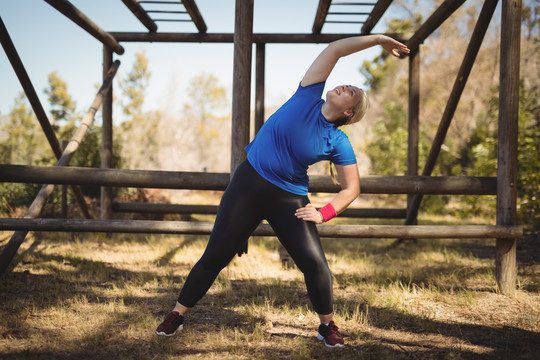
319, 203, 337, 223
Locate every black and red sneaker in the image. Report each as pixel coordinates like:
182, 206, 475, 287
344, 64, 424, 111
317, 321, 344, 347
156, 311, 184, 336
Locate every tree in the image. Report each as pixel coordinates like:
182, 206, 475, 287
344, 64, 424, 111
118, 51, 162, 170
0, 94, 47, 211
182, 72, 229, 171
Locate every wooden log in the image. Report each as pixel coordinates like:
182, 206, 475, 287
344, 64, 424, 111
407, 48, 420, 224
121, 0, 158, 32
44, 0, 124, 55
406, 0, 465, 50
101, 47, 114, 220
230, 0, 253, 175
361, 0, 393, 34
109, 32, 403, 44
181, 0, 207, 33
0, 61, 121, 275
312, 0, 332, 34
405, 0, 498, 224
0, 17, 92, 220
255, 43, 265, 135
111, 202, 406, 219
0, 165, 498, 195
496, 0, 521, 295
0, 218, 523, 239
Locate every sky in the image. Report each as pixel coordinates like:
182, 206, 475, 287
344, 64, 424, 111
0, 0, 393, 122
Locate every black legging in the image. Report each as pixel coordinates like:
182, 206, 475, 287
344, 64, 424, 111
177, 160, 333, 315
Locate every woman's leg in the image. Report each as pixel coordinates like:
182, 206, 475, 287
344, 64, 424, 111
266, 195, 334, 316
176, 161, 265, 308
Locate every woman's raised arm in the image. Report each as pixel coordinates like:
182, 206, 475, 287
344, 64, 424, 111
300, 35, 410, 87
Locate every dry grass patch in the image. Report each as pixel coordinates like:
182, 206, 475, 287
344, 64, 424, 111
1, 229, 539, 359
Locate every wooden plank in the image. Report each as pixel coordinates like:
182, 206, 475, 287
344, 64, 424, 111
496, 0, 521, 295
181, 0, 207, 33
0, 218, 523, 239
112, 202, 406, 219
121, 0, 158, 32
255, 43, 265, 135
230, 0, 254, 175
361, 0, 393, 34
0, 61, 121, 275
44, 0, 124, 55
312, 0, 332, 34
109, 32, 403, 44
407, 48, 420, 223
0, 164, 499, 195
101, 47, 114, 220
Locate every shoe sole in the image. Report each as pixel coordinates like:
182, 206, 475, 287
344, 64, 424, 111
317, 333, 344, 347
156, 324, 183, 336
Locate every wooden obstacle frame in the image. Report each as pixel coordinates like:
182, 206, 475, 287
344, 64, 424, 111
0, 0, 522, 295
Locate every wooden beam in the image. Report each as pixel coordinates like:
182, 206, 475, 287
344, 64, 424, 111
0, 218, 523, 239
0, 16, 92, 220
405, 0, 499, 224
0, 164, 498, 195
312, 0, 332, 34
496, 0, 521, 295
255, 43, 265, 135
101, 47, 114, 220
231, 0, 254, 175
181, 0, 207, 33
407, 48, 420, 224
121, 0, 158, 32
112, 202, 406, 219
109, 32, 403, 44
406, 0, 465, 50
44, 0, 124, 55
0, 61, 121, 275
361, 0, 393, 34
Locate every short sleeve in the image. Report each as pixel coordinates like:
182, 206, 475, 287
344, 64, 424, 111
330, 132, 357, 165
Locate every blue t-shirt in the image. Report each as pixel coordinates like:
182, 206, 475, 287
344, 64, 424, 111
245, 81, 357, 195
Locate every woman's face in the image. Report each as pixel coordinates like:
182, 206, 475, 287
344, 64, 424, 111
326, 85, 363, 115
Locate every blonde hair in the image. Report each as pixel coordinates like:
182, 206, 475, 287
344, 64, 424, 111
347, 89, 369, 125
330, 89, 368, 184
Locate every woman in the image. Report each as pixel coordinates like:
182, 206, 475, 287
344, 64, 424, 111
156, 34, 409, 347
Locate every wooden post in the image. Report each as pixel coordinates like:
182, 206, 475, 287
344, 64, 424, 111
407, 48, 420, 224
101, 46, 113, 220
61, 140, 69, 218
230, 0, 254, 175
255, 43, 265, 135
496, 0, 521, 295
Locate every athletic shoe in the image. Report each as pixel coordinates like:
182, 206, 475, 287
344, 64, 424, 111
156, 311, 184, 336
317, 321, 344, 347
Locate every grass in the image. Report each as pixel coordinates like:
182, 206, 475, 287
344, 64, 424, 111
1, 224, 539, 359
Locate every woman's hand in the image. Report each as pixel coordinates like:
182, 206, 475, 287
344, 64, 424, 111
295, 203, 324, 224
377, 35, 410, 57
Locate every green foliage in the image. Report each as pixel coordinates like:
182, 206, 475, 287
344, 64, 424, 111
364, 101, 409, 175
458, 83, 540, 227
0, 71, 126, 214
119, 51, 150, 117
44, 71, 77, 124
0, 94, 53, 213
360, 17, 421, 91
